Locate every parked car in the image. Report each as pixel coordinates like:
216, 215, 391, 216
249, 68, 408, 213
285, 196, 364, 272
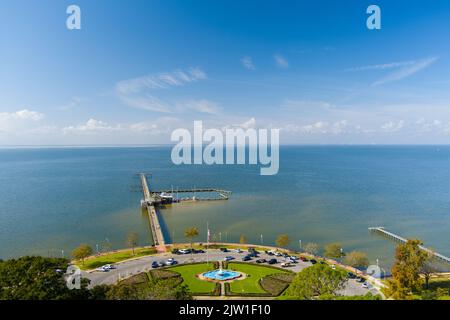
362, 282, 370, 289
319, 261, 325, 264
256, 259, 267, 263
231, 249, 242, 253
193, 249, 205, 254
265, 250, 274, 256
289, 256, 298, 261
171, 248, 180, 255
242, 255, 252, 261
330, 264, 336, 270
357, 277, 365, 283
274, 252, 282, 257
158, 261, 166, 267
280, 262, 292, 268
224, 256, 234, 261
286, 258, 297, 264
300, 256, 308, 262
151, 261, 159, 269
179, 249, 191, 254
219, 247, 229, 252
268, 258, 278, 265
347, 272, 356, 279
310, 259, 317, 264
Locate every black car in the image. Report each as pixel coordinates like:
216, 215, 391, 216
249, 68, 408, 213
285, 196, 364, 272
265, 250, 274, 256
220, 247, 229, 252
193, 249, 205, 254
171, 249, 180, 255
310, 259, 317, 264
151, 261, 159, 268
242, 255, 252, 261
347, 272, 356, 279
268, 258, 278, 265
256, 259, 267, 263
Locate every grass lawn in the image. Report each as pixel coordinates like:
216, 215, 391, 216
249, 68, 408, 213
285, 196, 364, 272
227, 262, 291, 294
168, 263, 217, 294
75, 248, 157, 270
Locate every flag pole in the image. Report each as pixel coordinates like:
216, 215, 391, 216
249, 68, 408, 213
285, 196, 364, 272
206, 221, 209, 265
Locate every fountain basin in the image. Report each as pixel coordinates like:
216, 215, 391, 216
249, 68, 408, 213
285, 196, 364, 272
201, 269, 241, 281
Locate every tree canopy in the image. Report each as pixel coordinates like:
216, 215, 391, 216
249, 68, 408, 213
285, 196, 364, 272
343, 251, 369, 268
71, 244, 93, 264
285, 264, 347, 299
0, 256, 90, 300
324, 242, 344, 259
275, 234, 290, 248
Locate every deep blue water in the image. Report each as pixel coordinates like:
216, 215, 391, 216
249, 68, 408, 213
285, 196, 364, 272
0, 146, 449, 270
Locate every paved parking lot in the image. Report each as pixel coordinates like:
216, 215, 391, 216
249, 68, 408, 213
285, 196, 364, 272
84, 249, 378, 297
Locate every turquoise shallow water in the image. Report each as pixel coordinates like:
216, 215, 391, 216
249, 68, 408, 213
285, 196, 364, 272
0, 146, 449, 270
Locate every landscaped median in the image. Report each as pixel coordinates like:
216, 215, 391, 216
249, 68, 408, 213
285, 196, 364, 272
74, 247, 157, 270
155, 262, 221, 296
223, 262, 295, 297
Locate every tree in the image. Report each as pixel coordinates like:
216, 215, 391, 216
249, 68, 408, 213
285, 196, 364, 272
303, 242, 320, 256
72, 244, 93, 264
324, 242, 344, 259
386, 239, 428, 299
184, 227, 199, 250
286, 264, 347, 299
343, 251, 369, 268
0, 256, 90, 300
126, 232, 139, 255
421, 251, 438, 290
239, 234, 247, 244
276, 234, 290, 248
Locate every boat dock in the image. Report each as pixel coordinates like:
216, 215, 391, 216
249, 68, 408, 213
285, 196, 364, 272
369, 227, 450, 264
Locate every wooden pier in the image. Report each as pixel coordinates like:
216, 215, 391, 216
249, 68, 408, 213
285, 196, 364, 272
140, 174, 166, 252
369, 227, 450, 264
139, 173, 232, 252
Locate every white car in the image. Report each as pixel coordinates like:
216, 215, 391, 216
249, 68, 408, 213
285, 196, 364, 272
96, 266, 109, 272
179, 249, 190, 254
224, 256, 234, 261
231, 249, 242, 253
103, 264, 115, 270
362, 282, 370, 289
280, 262, 292, 268
165, 258, 177, 266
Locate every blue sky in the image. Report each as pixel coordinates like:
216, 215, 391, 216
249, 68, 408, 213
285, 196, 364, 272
1, 0, 450, 145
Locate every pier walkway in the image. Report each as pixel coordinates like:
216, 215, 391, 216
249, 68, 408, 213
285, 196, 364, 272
369, 227, 450, 264
140, 174, 166, 252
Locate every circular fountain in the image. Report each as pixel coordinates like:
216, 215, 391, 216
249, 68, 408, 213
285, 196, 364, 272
201, 268, 242, 281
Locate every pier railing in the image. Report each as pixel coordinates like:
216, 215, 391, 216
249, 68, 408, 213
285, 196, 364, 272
369, 227, 450, 264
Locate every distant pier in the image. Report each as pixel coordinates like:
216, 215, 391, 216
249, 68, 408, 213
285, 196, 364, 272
369, 227, 450, 264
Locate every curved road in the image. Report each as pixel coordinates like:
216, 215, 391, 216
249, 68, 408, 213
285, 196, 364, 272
83, 249, 379, 297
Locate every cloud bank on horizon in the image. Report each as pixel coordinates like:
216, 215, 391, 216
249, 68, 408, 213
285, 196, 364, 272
1, 1, 450, 145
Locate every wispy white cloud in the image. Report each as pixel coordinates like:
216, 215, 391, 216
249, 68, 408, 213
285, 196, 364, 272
274, 54, 289, 68
116, 68, 206, 95
241, 56, 256, 70
179, 99, 221, 115
115, 68, 216, 114
345, 60, 418, 72
373, 57, 438, 86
